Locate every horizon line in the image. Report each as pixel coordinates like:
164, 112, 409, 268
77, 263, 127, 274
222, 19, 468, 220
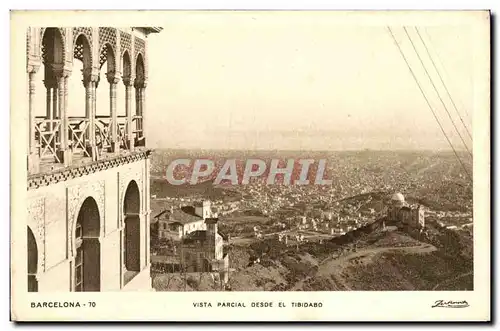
151, 147, 472, 153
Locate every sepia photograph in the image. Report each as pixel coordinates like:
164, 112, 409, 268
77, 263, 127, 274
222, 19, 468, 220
10, 10, 490, 322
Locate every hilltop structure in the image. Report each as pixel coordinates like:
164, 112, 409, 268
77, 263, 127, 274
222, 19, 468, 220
155, 200, 218, 239
26, 27, 161, 292
386, 193, 425, 229
152, 202, 229, 283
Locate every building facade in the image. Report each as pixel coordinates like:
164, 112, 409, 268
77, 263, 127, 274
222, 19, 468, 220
386, 193, 425, 230
156, 200, 215, 240
26, 27, 161, 292
180, 218, 229, 283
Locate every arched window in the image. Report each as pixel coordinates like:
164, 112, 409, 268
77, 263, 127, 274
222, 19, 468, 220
27, 226, 38, 292
36, 28, 65, 160
67, 33, 93, 157
134, 53, 145, 146
123, 180, 141, 284
74, 197, 101, 292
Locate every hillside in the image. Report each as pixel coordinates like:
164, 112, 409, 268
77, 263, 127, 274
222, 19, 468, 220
228, 226, 472, 291
152, 224, 473, 292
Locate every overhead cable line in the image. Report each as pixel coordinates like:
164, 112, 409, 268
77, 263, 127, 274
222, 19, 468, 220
386, 27, 472, 182
415, 27, 473, 142
403, 27, 473, 160
422, 27, 473, 126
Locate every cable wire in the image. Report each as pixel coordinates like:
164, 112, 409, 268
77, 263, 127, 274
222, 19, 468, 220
415, 27, 473, 143
386, 27, 472, 182
422, 28, 473, 126
404, 27, 473, 160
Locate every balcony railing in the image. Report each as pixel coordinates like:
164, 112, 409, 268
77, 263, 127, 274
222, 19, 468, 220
34, 117, 62, 163
68, 117, 90, 157
34, 115, 144, 163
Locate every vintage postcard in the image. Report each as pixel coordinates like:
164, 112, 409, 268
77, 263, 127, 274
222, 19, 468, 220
10, 10, 490, 322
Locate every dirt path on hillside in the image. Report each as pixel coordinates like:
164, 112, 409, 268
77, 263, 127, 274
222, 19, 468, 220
291, 243, 437, 291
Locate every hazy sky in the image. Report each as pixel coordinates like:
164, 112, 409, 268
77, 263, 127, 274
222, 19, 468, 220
36, 12, 476, 151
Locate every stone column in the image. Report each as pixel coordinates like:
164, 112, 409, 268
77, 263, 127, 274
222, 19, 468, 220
51, 81, 60, 157
145, 209, 151, 266
140, 211, 147, 271
55, 69, 72, 166
145, 157, 151, 266
140, 82, 147, 147
44, 82, 52, 122
64, 74, 69, 142
124, 78, 134, 151
134, 83, 141, 146
92, 77, 99, 158
83, 73, 98, 160
43, 76, 56, 155
134, 80, 147, 147
107, 73, 121, 154
52, 85, 58, 120
27, 65, 40, 174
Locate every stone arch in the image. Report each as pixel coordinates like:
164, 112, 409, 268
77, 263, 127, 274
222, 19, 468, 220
77, 197, 101, 237
99, 42, 116, 74
27, 226, 38, 292
123, 180, 141, 283
41, 27, 65, 92
41, 28, 66, 65
67, 182, 105, 258
73, 196, 101, 291
121, 50, 132, 83
73, 33, 93, 70
133, 53, 145, 145
134, 53, 145, 86
124, 180, 141, 215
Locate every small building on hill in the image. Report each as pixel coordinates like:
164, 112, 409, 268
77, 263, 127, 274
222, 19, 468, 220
180, 218, 229, 283
154, 200, 215, 239
386, 193, 425, 229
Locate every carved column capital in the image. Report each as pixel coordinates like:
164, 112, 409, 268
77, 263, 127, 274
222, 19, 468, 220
82, 74, 99, 88
82, 67, 100, 87
27, 64, 40, 74
123, 74, 136, 87
53, 68, 72, 80
43, 78, 57, 89
134, 76, 147, 89
107, 72, 121, 85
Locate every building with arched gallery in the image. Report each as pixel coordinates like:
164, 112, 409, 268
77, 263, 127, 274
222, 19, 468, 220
26, 26, 161, 291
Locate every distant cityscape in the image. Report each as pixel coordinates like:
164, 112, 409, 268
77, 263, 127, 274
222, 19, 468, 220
148, 149, 473, 291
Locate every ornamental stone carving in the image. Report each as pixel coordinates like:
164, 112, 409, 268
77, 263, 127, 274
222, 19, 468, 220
27, 196, 45, 272
67, 180, 105, 257
44, 192, 66, 226
27, 150, 151, 190
118, 164, 144, 226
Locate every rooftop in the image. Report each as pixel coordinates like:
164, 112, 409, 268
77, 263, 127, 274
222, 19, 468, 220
170, 206, 203, 225
205, 218, 219, 224
134, 27, 163, 34
391, 192, 405, 202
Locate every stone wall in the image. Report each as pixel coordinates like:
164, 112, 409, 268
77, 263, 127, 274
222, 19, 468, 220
26, 155, 151, 292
